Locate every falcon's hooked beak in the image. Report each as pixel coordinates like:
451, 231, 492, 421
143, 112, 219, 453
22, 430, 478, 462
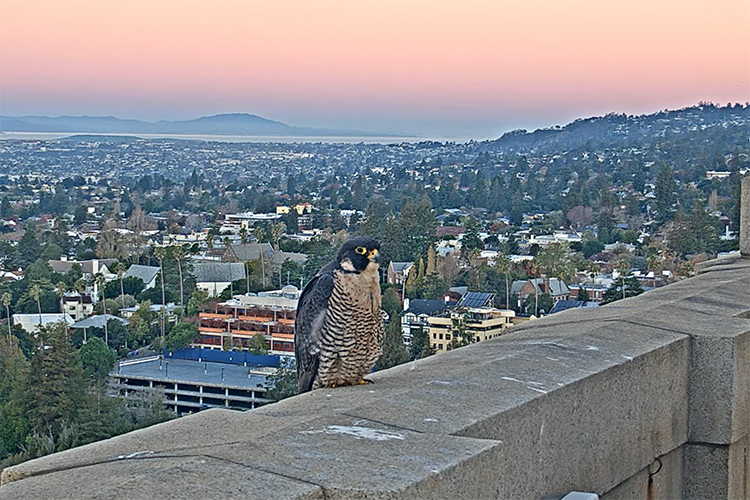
367, 249, 380, 263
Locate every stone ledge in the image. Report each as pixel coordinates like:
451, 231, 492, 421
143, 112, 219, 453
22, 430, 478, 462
3, 258, 750, 499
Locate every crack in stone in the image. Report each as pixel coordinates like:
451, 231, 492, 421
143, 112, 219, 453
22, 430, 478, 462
198, 452, 329, 497
340, 413, 426, 435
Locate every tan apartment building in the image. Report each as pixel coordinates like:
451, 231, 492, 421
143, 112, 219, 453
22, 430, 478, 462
427, 307, 515, 352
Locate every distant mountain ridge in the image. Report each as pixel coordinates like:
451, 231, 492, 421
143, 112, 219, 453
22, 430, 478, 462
484, 103, 750, 154
0, 113, 396, 137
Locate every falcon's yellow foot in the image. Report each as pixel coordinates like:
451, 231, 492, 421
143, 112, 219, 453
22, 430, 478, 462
356, 378, 374, 385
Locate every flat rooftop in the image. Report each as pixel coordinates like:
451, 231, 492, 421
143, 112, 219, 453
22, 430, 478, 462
114, 357, 269, 389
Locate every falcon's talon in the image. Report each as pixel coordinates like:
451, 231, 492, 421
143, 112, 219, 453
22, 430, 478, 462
357, 378, 373, 385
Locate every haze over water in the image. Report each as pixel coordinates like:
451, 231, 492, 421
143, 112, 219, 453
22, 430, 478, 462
0, 132, 473, 144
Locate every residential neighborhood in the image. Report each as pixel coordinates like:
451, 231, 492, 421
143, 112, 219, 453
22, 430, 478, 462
0, 103, 748, 470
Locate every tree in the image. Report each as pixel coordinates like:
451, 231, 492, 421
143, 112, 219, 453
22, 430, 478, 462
164, 322, 199, 352
460, 217, 484, 260
80, 337, 117, 384
409, 326, 435, 361
96, 226, 128, 260
153, 246, 167, 338
534, 243, 573, 281
381, 287, 403, 319
576, 287, 590, 302
262, 357, 298, 401
567, 205, 594, 231
25, 323, 85, 438
16, 224, 42, 268
95, 274, 109, 346
248, 333, 268, 355
0, 336, 29, 463
29, 284, 43, 331
103, 276, 143, 299
186, 289, 209, 317
170, 245, 187, 306
126, 206, 152, 261
654, 165, 677, 222
449, 311, 472, 349
603, 261, 644, 304
523, 292, 554, 315
375, 321, 409, 371
582, 238, 605, 259
2, 292, 11, 341
494, 255, 513, 309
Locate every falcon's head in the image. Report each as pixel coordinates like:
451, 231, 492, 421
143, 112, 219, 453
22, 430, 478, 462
338, 236, 380, 274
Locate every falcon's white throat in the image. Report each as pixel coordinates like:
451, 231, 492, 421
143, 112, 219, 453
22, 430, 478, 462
339, 258, 379, 274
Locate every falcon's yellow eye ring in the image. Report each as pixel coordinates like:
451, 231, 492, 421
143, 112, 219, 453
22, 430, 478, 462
355, 246, 367, 255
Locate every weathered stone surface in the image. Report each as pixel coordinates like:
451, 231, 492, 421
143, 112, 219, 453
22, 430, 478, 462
741, 177, 750, 257
684, 434, 750, 500
601, 447, 683, 500
0, 455, 324, 500
176, 415, 504, 500
1, 407, 294, 485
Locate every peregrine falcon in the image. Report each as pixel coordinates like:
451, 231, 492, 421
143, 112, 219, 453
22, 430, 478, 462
294, 236, 385, 393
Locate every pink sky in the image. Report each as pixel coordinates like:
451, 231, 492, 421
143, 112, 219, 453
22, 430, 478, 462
1, 0, 748, 138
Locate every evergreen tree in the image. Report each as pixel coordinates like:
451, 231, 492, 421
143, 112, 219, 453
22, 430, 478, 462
0, 336, 29, 462
654, 165, 677, 222
16, 224, 42, 268
25, 324, 85, 439
375, 321, 409, 371
80, 337, 117, 384
409, 326, 435, 361
381, 287, 403, 319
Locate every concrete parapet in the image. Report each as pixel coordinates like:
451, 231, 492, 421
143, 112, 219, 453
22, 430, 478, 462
741, 176, 750, 257
3, 258, 750, 499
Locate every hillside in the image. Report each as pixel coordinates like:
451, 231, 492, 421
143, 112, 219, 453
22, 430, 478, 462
0, 113, 391, 137
484, 104, 750, 153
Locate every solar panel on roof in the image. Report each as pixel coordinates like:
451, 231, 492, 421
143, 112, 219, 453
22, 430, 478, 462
458, 292, 494, 308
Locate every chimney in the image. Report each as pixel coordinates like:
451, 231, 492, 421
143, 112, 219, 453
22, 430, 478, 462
741, 177, 750, 258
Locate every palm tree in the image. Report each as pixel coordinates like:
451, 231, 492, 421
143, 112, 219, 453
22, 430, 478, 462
647, 254, 660, 289
29, 284, 43, 347
494, 255, 513, 310
29, 284, 42, 327
171, 245, 187, 307
153, 246, 167, 338
270, 222, 286, 251
524, 261, 541, 317
54, 281, 67, 305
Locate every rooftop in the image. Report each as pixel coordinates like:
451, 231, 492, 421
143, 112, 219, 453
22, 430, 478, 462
115, 357, 269, 389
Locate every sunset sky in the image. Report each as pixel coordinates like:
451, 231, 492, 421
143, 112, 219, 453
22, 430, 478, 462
1, 0, 748, 139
